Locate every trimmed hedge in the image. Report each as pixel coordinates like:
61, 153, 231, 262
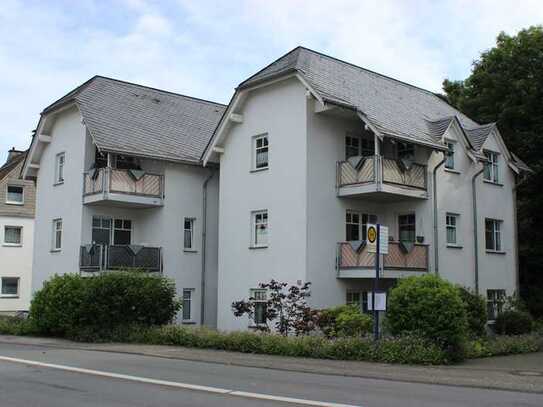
465, 334, 542, 358
30, 273, 180, 338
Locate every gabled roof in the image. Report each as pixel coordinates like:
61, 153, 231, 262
238, 47, 498, 151
0, 151, 26, 181
43, 76, 227, 164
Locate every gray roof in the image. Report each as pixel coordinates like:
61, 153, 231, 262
44, 76, 226, 163
239, 47, 495, 150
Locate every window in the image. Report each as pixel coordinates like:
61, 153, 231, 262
485, 218, 502, 252
345, 135, 374, 159
3, 226, 22, 246
483, 151, 500, 183
184, 218, 195, 250
487, 289, 506, 320
115, 154, 139, 170
346, 211, 376, 241
445, 142, 455, 170
92, 216, 111, 245
6, 185, 23, 204
94, 149, 108, 168
55, 152, 65, 184
253, 135, 269, 169
446, 213, 458, 245
113, 219, 132, 245
399, 214, 416, 243
346, 291, 368, 313
1, 277, 19, 297
250, 289, 267, 325
397, 142, 415, 161
182, 289, 193, 321
52, 219, 62, 251
251, 210, 268, 247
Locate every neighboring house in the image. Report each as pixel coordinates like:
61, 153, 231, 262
203, 47, 530, 331
23, 47, 530, 331
22, 77, 225, 327
0, 149, 35, 314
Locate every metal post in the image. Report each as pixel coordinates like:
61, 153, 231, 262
373, 224, 380, 340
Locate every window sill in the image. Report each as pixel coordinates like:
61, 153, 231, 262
483, 180, 504, 187
2, 243, 22, 247
5, 201, 24, 206
50, 249, 62, 253
181, 320, 196, 325
249, 245, 268, 250
446, 244, 463, 249
183, 249, 198, 253
444, 168, 461, 175
0, 295, 19, 299
250, 167, 269, 173
486, 250, 506, 255
53, 181, 64, 186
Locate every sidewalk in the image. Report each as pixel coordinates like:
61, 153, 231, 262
1, 334, 542, 393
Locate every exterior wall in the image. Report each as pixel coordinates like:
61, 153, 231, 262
0, 159, 36, 218
216, 78, 308, 331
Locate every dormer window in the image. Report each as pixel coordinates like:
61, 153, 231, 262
445, 142, 455, 170
483, 151, 500, 183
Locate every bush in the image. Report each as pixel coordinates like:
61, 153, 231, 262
0, 316, 38, 336
387, 275, 468, 361
314, 305, 372, 338
457, 286, 487, 337
30, 273, 180, 338
465, 334, 542, 358
494, 310, 533, 335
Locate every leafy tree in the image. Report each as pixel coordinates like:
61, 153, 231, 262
232, 280, 315, 336
443, 26, 543, 316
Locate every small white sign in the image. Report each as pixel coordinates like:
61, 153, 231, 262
367, 292, 387, 311
367, 224, 389, 254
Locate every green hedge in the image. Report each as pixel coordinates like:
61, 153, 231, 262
465, 334, 542, 358
314, 305, 373, 338
30, 273, 180, 338
495, 310, 533, 335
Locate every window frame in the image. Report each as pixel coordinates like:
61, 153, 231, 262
182, 288, 194, 322
3, 225, 22, 246
444, 142, 455, 170
252, 134, 269, 171
91, 216, 112, 245
485, 218, 503, 252
0, 277, 19, 298
483, 150, 500, 184
55, 152, 66, 185
6, 184, 24, 205
398, 213, 416, 243
52, 218, 63, 251
251, 210, 269, 248
446, 213, 459, 246
486, 289, 506, 321
345, 211, 376, 241
183, 217, 196, 251
113, 219, 132, 245
346, 291, 369, 313
397, 142, 415, 161
250, 288, 268, 326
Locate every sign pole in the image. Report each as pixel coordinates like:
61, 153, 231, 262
373, 224, 380, 341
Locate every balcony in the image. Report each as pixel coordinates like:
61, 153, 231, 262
83, 167, 164, 208
337, 156, 428, 199
80, 245, 162, 273
336, 241, 429, 278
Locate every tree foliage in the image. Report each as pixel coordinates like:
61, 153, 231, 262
443, 26, 543, 316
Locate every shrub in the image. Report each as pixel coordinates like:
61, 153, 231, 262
465, 334, 542, 358
457, 286, 487, 337
0, 316, 38, 336
314, 305, 372, 338
494, 310, 533, 335
387, 274, 468, 361
30, 272, 180, 338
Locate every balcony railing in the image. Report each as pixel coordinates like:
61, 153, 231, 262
80, 244, 162, 273
337, 241, 429, 272
337, 155, 427, 192
83, 167, 163, 198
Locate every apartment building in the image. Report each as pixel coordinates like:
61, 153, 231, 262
23, 47, 529, 330
0, 149, 35, 314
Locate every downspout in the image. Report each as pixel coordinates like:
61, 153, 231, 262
472, 164, 485, 295
432, 153, 447, 276
200, 171, 215, 326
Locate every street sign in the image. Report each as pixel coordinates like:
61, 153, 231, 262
367, 292, 387, 311
367, 224, 389, 254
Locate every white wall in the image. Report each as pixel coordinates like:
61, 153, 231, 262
0, 216, 33, 312
217, 78, 309, 331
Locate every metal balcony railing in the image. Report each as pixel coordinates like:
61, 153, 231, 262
83, 167, 163, 198
79, 245, 162, 273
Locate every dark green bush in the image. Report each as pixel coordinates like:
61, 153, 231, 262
465, 334, 542, 358
314, 305, 372, 338
494, 310, 533, 335
387, 274, 468, 361
30, 273, 180, 338
0, 316, 39, 336
457, 286, 487, 337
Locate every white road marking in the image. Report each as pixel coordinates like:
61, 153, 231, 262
0, 355, 360, 407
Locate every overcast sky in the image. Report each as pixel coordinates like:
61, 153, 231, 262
1, 0, 542, 164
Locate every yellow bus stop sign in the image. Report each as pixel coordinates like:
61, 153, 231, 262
367, 225, 377, 244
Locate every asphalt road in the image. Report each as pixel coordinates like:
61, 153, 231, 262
0, 342, 542, 407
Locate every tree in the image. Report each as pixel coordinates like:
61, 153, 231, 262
442, 26, 543, 317
231, 280, 315, 336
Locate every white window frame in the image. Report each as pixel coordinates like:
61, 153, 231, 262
345, 133, 374, 159
113, 219, 132, 245
6, 184, 24, 205
446, 213, 459, 246
250, 288, 267, 326
52, 218, 63, 251
398, 213, 416, 243
252, 134, 269, 171
3, 226, 22, 246
183, 218, 195, 251
55, 152, 65, 184
485, 218, 503, 252
345, 211, 376, 241
182, 288, 194, 322
91, 216, 112, 245
486, 289, 506, 321
0, 277, 19, 298
251, 210, 268, 248
483, 150, 500, 184
346, 290, 369, 313
445, 142, 455, 170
